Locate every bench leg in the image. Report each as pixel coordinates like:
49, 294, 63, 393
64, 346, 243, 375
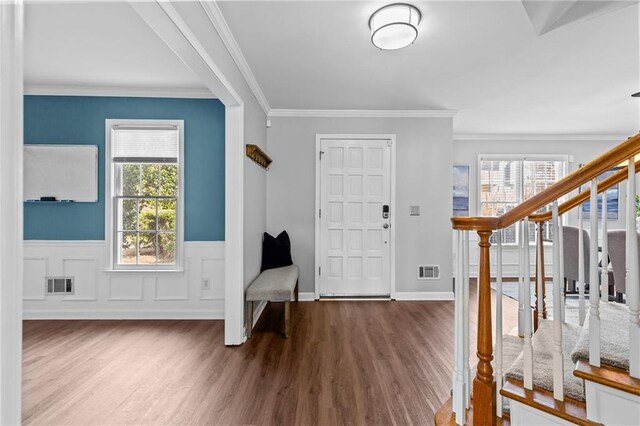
247, 301, 253, 339
284, 300, 290, 338
295, 280, 299, 302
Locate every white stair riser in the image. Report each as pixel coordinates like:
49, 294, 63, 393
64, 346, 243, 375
584, 381, 640, 425
508, 400, 574, 426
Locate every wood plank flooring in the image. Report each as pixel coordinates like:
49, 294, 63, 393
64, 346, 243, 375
23, 282, 518, 425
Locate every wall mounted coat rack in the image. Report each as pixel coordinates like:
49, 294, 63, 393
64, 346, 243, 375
246, 144, 272, 170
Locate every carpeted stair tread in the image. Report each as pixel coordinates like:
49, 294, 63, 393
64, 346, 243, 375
505, 319, 585, 401
570, 302, 630, 371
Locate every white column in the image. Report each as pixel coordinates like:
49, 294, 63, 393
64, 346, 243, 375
462, 231, 470, 408
453, 230, 465, 424
552, 202, 565, 400
601, 190, 609, 303
627, 160, 640, 378
558, 214, 566, 322
0, 3, 24, 424
495, 230, 504, 417
589, 178, 601, 367
578, 207, 586, 325
522, 219, 534, 389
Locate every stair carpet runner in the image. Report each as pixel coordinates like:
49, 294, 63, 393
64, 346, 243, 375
480, 300, 630, 414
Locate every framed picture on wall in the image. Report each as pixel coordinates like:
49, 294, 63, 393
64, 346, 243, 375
453, 165, 470, 216
580, 166, 621, 220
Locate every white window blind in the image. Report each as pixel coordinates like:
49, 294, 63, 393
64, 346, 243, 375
112, 126, 179, 163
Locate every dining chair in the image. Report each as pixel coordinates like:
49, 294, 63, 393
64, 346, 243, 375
607, 230, 640, 303
562, 225, 590, 293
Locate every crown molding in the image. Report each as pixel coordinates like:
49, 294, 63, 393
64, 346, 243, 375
454, 133, 631, 141
24, 84, 215, 99
200, 1, 271, 115
267, 109, 457, 118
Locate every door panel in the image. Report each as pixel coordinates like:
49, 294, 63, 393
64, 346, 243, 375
319, 139, 392, 296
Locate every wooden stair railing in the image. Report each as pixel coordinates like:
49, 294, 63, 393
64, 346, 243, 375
447, 132, 640, 425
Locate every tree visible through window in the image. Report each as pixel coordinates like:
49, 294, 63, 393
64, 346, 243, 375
109, 122, 182, 268
117, 164, 178, 265
479, 157, 566, 244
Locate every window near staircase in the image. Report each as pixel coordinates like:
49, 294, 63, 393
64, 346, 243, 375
106, 120, 184, 270
479, 155, 567, 245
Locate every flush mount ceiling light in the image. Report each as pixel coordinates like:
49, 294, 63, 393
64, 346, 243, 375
369, 3, 421, 50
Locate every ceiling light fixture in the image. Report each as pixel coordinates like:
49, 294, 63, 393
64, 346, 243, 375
369, 3, 421, 51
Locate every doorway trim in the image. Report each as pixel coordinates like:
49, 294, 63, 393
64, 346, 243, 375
0, 3, 24, 423
314, 134, 397, 300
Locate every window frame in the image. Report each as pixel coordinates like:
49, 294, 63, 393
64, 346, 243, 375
477, 154, 569, 246
105, 119, 185, 271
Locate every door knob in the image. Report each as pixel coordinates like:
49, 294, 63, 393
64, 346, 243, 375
382, 223, 389, 229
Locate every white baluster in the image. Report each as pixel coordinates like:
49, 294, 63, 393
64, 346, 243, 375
578, 207, 586, 325
518, 222, 525, 337
552, 201, 565, 400
453, 230, 465, 424
463, 231, 470, 408
589, 178, 601, 367
495, 230, 504, 417
536, 223, 545, 322
558, 214, 566, 322
601, 189, 609, 303
627, 160, 640, 378
522, 219, 534, 389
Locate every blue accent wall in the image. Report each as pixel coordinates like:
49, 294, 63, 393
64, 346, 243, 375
24, 96, 225, 241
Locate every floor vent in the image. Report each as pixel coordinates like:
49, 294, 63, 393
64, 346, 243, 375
418, 265, 440, 280
46, 277, 74, 295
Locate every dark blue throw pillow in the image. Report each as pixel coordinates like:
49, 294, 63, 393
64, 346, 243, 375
261, 231, 293, 272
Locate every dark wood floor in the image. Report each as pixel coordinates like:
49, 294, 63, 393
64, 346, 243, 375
23, 284, 518, 425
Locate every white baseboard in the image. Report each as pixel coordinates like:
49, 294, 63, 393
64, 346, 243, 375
23, 309, 224, 320
297, 292, 453, 301
394, 291, 454, 301
298, 292, 317, 301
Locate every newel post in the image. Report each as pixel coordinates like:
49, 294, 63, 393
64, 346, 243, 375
474, 230, 496, 425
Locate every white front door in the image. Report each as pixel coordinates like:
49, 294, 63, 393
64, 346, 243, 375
319, 138, 392, 297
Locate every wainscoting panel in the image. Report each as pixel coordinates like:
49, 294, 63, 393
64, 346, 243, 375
154, 275, 189, 301
23, 241, 225, 319
108, 276, 144, 301
23, 257, 48, 301
201, 258, 225, 300
62, 258, 99, 301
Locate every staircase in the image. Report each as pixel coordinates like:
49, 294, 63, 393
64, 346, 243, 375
435, 133, 640, 425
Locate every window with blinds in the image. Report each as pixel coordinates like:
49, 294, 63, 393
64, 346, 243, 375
479, 156, 566, 244
108, 122, 183, 269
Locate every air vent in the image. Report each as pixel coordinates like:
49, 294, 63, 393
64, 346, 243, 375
46, 277, 74, 295
418, 265, 440, 280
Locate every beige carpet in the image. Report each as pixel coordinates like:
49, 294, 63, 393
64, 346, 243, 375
505, 320, 585, 401
570, 302, 631, 370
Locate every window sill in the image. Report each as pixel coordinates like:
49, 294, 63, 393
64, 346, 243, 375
103, 269, 185, 275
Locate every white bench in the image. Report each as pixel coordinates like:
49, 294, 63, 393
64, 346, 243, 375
245, 265, 299, 338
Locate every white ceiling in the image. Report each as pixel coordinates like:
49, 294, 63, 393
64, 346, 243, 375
24, 2, 207, 94
218, 0, 640, 134
23, 1, 639, 135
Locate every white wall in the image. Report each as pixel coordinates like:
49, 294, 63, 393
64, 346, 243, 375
23, 242, 225, 318
266, 116, 454, 297
453, 136, 630, 277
